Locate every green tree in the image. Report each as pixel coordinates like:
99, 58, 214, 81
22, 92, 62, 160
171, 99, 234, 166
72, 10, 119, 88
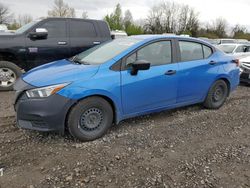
183, 9, 199, 37
124, 10, 133, 30
82, 11, 88, 19
126, 24, 144, 35
212, 18, 228, 38
231, 24, 250, 39
8, 19, 20, 30
104, 3, 123, 30
123, 10, 143, 35
17, 14, 33, 26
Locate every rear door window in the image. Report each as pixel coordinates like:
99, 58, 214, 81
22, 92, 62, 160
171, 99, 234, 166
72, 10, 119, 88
179, 41, 203, 61
98, 21, 110, 37
179, 41, 213, 61
69, 20, 97, 38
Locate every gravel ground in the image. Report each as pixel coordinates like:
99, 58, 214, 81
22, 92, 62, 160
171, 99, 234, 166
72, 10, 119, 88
0, 85, 249, 188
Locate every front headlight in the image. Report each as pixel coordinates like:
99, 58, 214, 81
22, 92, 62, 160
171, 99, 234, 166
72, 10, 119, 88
26, 83, 69, 98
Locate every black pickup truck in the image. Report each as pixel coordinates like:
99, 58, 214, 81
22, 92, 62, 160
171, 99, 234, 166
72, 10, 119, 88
0, 18, 111, 90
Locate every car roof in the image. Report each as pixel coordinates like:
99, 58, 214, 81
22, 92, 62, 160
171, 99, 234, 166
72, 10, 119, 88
220, 38, 236, 41
129, 34, 203, 41
219, 43, 250, 47
44, 17, 106, 23
129, 34, 177, 40
128, 35, 213, 46
219, 43, 238, 46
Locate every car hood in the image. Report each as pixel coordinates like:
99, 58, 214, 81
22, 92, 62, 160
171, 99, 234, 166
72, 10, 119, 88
0, 32, 15, 35
239, 56, 250, 62
232, 53, 250, 59
22, 59, 100, 87
0, 32, 16, 37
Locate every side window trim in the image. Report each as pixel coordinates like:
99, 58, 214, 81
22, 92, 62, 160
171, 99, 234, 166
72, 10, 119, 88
202, 45, 205, 58
235, 45, 245, 53
177, 39, 214, 62
202, 45, 213, 59
120, 39, 175, 71
26, 20, 47, 37
31, 19, 67, 39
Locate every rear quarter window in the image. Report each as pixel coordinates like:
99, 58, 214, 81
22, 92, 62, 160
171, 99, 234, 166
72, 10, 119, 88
203, 45, 213, 58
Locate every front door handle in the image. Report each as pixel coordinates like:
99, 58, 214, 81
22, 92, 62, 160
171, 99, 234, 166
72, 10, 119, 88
209, 61, 217, 65
93, 41, 101, 45
58, 41, 67, 45
165, 70, 177, 75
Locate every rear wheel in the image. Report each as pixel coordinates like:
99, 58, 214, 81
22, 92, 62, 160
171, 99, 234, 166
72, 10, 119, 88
67, 97, 113, 141
203, 80, 229, 109
0, 61, 22, 91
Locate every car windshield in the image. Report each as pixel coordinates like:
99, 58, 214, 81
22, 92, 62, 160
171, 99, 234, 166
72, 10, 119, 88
74, 38, 142, 65
221, 39, 236, 44
210, 39, 220, 45
217, 45, 236, 53
15, 21, 39, 34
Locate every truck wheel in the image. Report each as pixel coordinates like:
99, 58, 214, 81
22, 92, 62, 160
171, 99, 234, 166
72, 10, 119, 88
203, 80, 229, 109
0, 61, 22, 91
67, 97, 113, 141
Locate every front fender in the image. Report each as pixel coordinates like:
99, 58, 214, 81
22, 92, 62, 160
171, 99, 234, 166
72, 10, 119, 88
57, 86, 123, 123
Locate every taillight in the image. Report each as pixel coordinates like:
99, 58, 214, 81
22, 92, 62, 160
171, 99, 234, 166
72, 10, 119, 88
232, 59, 240, 67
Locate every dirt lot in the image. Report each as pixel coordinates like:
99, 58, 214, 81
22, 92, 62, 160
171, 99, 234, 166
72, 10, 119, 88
0, 86, 249, 188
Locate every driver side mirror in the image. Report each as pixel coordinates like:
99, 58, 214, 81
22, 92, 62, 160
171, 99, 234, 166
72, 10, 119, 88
243, 47, 248, 53
130, 60, 150, 75
28, 28, 48, 40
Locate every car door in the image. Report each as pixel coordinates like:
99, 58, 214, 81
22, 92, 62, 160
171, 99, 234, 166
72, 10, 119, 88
121, 40, 178, 115
25, 19, 70, 69
176, 40, 218, 103
69, 19, 102, 56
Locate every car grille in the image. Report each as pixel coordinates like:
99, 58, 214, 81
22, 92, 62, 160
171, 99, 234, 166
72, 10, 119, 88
32, 120, 48, 128
241, 73, 250, 79
241, 62, 250, 70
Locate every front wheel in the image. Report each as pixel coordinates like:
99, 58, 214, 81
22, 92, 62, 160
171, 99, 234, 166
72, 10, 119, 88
67, 97, 113, 141
0, 61, 22, 91
203, 80, 229, 109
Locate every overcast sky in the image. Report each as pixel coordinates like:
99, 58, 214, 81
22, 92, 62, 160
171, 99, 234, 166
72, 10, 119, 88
1, 0, 250, 30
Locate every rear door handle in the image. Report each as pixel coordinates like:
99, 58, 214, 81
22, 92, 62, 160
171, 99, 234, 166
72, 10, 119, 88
58, 41, 67, 45
93, 41, 101, 45
165, 70, 176, 75
209, 61, 217, 65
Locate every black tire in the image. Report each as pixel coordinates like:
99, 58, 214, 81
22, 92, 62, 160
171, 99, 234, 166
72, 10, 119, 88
67, 97, 113, 141
0, 61, 22, 91
203, 80, 229, 109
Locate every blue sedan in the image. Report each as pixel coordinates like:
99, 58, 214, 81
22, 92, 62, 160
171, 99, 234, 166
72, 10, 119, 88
14, 35, 240, 141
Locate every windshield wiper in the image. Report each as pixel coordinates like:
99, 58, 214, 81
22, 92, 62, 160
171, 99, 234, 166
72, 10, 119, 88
69, 57, 90, 65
